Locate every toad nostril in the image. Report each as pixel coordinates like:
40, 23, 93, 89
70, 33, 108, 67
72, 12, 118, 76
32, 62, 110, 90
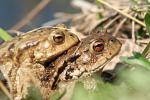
110, 39, 114, 42
70, 34, 73, 36
70, 34, 76, 38
109, 38, 116, 44
109, 52, 112, 55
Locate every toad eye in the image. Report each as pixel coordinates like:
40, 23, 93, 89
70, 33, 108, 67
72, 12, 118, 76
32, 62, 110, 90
90, 40, 104, 53
93, 41, 104, 52
53, 32, 65, 44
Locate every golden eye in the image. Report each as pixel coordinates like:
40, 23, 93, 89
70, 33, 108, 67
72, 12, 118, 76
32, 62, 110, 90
93, 41, 104, 52
53, 32, 65, 44
90, 39, 104, 53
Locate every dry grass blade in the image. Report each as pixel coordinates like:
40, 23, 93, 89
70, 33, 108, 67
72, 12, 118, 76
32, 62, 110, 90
104, 15, 121, 29
132, 20, 135, 43
113, 18, 127, 36
0, 28, 13, 41
97, 0, 146, 27
0, 81, 12, 100
142, 42, 150, 57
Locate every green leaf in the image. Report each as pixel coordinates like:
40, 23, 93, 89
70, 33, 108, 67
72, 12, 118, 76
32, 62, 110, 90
50, 89, 66, 100
0, 90, 9, 100
143, 11, 150, 57
142, 41, 150, 57
0, 28, 13, 41
120, 52, 150, 70
22, 86, 42, 100
71, 82, 89, 100
145, 10, 150, 35
71, 80, 119, 100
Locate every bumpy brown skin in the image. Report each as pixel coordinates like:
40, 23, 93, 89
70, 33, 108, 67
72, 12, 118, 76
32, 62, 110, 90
0, 25, 79, 100
59, 32, 122, 81
40, 31, 122, 98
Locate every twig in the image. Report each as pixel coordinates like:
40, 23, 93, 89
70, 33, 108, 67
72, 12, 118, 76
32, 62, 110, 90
132, 13, 138, 43
113, 18, 127, 36
104, 15, 121, 29
104, 8, 129, 30
131, 19, 136, 52
142, 41, 150, 57
97, 0, 146, 27
132, 20, 135, 43
137, 39, 150, 44
0, 81, 12, 100
10, 0, 51, 30
94, 13, 118, 30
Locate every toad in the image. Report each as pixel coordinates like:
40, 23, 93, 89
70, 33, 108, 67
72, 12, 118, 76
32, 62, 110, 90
39, 30, 122, 99
0, 25, 79, 99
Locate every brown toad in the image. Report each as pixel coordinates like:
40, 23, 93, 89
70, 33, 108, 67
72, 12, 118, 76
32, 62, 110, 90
0, 25, 79, 99
39, 30, 122, 99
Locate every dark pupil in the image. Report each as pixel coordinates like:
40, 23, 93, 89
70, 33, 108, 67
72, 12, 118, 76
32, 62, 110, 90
110, 38, 115, 42
54, 35, 64, 43
93, 42, 104, 52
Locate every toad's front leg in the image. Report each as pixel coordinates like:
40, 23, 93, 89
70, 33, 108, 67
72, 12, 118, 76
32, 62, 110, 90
15, 62, 45, 100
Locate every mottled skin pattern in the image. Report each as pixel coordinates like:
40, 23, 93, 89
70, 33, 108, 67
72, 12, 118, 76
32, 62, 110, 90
0, 25, 79, 100
40, 31, 122, 99
0, 28, 121, 100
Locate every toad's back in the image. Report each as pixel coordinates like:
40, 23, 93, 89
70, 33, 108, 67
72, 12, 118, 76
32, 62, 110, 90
0, 25, 79, 99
